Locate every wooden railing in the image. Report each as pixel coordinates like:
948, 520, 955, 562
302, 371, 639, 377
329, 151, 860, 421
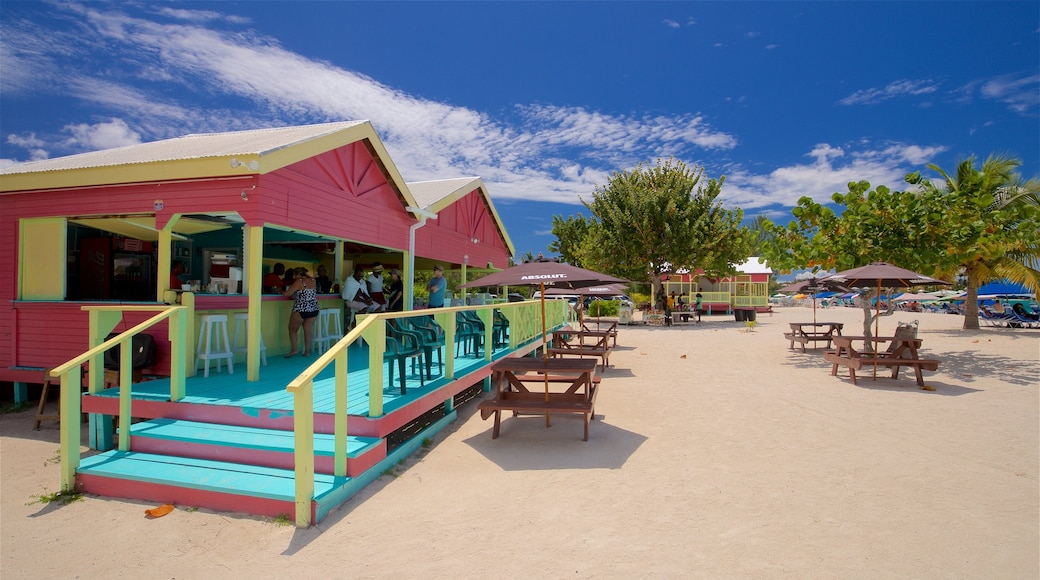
284, 300, 563, 527
51, 304, 189, 492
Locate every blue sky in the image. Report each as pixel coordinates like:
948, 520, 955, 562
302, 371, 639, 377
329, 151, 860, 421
2, 1, 1037, 258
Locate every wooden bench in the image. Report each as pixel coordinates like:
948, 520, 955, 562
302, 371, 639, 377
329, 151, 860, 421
477, 386, 599, 441
547, 345, 611, 371
823, 351, 940, 387
784, 332, 838, 352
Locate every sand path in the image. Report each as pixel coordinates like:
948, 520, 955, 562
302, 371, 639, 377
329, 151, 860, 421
3, 306, 1037, 578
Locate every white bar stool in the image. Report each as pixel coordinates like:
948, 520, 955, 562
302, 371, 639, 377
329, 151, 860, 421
196, 314, 234, 377
231, 312, 267, 366
316, 308, 344, 353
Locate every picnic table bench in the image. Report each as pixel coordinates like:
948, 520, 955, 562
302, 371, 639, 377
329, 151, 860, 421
548, 329, 612, 370
477, 358, 599, 441
823, 335, 940, 388
785, 322, 844, 352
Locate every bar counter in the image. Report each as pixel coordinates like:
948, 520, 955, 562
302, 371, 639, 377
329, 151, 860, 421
190, 293, 344, 358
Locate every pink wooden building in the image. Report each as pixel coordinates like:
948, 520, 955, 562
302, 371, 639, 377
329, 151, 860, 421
0, 121, 514, 388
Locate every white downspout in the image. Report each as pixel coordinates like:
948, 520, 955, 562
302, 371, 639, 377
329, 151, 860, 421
406, 206, 438, 310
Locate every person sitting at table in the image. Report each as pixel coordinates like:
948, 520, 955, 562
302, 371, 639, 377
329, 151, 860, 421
263, 262, 286, 293
366, 263, 386, 311
343, 266, 379, 319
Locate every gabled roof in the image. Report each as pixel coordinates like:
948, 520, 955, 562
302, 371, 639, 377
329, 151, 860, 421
0, 121, 416, 210
407, 177, 515, 255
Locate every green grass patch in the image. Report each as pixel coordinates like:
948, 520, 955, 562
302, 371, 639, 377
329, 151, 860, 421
272, 513, 293, 527
26, 489, 83, 506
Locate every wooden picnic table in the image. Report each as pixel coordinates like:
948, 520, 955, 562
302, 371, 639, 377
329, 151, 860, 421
823, 335, 941, 388
477, 357, 599, 440
581, 320, 618, 346
785, 322, 844, 352
548, 329, 612, 370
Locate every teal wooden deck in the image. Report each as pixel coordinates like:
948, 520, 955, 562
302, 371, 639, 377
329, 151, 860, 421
88, 340, 515, 418
65, 305, 565, 526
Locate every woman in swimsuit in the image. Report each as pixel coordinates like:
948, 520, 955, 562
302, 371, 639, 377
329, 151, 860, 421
283, 267, 320, 357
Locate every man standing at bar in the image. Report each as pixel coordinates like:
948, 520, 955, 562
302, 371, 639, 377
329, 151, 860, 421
427, 265, 446, 308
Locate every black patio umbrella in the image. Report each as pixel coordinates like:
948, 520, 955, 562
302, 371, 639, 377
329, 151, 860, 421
462, 259, 626, 415
779, 277, 849, 325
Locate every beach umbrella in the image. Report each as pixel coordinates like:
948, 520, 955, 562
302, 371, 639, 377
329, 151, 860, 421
825, 262, 950, 379
826, 261, 949, 334
462, 259, 626, 419
779, 277, 848, 324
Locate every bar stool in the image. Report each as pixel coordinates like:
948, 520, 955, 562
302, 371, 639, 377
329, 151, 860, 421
196, 314, 234, 377
315, 308, 344, 353
231, 312, 267, 366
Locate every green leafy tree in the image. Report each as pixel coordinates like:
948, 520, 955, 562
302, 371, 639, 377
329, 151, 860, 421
579, 158, 750, 301
905, 155, 1040, 329
760, 181, 938, 337
548, 214, 592, 268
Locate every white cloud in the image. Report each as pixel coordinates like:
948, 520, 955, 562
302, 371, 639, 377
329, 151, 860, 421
840, 79, 940, 106
663, 19, 680, 28
0, 4, 958, 217
63, 119, 142, 150
720, 142, 941, 212
2, 3, 740, 205
976, 72, 1039, 115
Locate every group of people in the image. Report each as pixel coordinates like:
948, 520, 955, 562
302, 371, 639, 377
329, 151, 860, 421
282, 261, 448, 357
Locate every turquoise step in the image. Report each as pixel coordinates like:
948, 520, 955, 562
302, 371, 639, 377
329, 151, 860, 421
128, 418, 382, 458
78, 450, 347, 502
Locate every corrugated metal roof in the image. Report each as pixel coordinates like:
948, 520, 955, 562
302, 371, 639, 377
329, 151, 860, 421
1, 120, 369, 175
407, 177, 481, 209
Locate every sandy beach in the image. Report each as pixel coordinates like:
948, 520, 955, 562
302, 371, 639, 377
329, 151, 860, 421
2, 305, 1037, 578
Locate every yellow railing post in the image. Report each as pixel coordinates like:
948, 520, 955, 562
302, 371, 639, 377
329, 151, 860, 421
59, 366, 82, 491
168, 306, 186, 401
118, 337, 132, 451
334, 349, 349, 477
433, 310, 456, 379
292, 379, 314, 528
366, 318, 386, 417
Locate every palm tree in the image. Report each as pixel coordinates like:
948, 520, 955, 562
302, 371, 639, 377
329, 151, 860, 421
909, 155, 1040, 329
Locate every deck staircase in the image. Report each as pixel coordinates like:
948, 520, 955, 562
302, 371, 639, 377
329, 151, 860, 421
75, 416, 388, 521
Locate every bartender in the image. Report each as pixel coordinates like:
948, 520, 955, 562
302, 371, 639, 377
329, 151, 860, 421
263, 263, 286, 293
169, 260, 185, 289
